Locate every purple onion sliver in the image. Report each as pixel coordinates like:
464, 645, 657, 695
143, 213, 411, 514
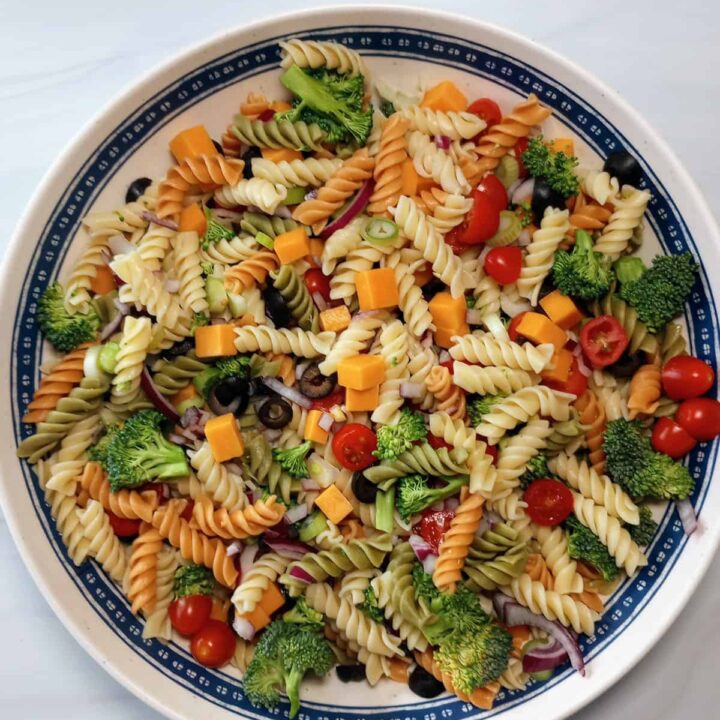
262, 377, 313, 409
142, 211, 179, 231
677, 499, 698, 535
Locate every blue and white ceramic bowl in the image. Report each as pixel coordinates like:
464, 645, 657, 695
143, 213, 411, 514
2, 6, 719, 720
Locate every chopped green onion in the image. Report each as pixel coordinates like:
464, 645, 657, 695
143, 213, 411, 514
281, 186, 308, 206
362, 218, 399, 246
255, 231, 275, 250
496, 155, 520, 190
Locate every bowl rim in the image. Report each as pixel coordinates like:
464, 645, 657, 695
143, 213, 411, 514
2, 5, 719, 720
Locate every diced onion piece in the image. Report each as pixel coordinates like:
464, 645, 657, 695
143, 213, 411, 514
108, 234, 135, 257
284, 504, 309, 525
238, 544, 259, 580
227, 541, 242, 557
318, 412, 335, 432
289, 565, 314, 584
434, 135, 451, 150
232, 616, 256, 641
164, 278, 181, 293
422, 554, 437, 574
408, 533, 434, 562
312, 291, 328, 312
466, 308, 484, 325
677, 499, 698, 535
511, 178, 535, 205
400, 382, 423, 399
262, 377, 313, 409
307, 452, 339, 489
83, 346, 105, 381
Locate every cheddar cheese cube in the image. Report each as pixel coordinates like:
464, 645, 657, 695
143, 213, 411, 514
337, 355, 386, 390
539, 290, 584, 330
421, 81, 467, 113
204, 413, 245, 463
90, 264, 116, 295
304, 409, 330, 444
314, 484, 354, 524
400, 158, 419, 196
541, 348, 574, 384
516, 312, 567, 351
356, 268, 400, 311
308, 238, 325, 260
179, 203, 207, 235
435, 322, 470, 350
195, 324, 238, 358
241, 605, 271, 631
260, 147, 303, 163
345, 385, 380, 412
320, 305, 352, 333
429, 291, 467, 330
258, 582, 286, 615
169, 125, 218, 163
274, 227, 311, 264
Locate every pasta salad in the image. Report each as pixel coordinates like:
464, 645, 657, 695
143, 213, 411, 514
17, 36, 720, 716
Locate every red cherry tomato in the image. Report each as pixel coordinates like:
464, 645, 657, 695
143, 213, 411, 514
312, 388, 345, 411
452, 189, 501, 246
304, 268, 332, 303
332, 423, 378, 471
543, 355, 588, 397
661, 356, 715, 400
467, 98, 502, 128
427, 433, 453, 451
651, 417, 697, 458
107, 511, 141, 538
258, 108, 276, 122
190, 619, 236, 668
580, 316, 629, 368
508, 312, 528, 342
676, 397, 720, 441
514, 137, 530, 178
180, 500, 195, 522
416, 509, 455, 553
169, 595, 213, 637
484, 246, 522, 285
524, 479, 574, 526
443, 227, 468, 254
475, 175, 509, 214
439, 359, 455, 374
485, 444, 499, 465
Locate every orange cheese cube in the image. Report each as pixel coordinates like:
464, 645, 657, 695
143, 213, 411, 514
169, 125, 218, 163
258, 582, 286, 616
204, 413, 245, 462
541, 348, 574, 383
547, 138, 575, 157
274, 227, 311, 264
234, 313, 257, 327
241, 605, 271, 631
337, 355, 386, 390
516, 312, 567, 351
435, 322, 470, 349
260, 147, 303, 163
314, 484, 354, 524
179, 203, 207, 235
270, 100, 293, 113
195, 324, 238, 358
90, 264, 116, 295
356, 268, 400, 311
539, 290, 584, 330
308, 238, 324, 262
304, 409, 330, 444
429, 291, 467, 330
400, 158, 419, 196
210, 598, 229, 622
421, 81, 467, 113
345, 385, 380, 412
320, 305, 352, 333
414, 262, 434, 287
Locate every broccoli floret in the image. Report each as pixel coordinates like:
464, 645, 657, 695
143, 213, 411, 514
412, 562, 440, 604
519, 451, 549, 489
38, 282, 100, 352
420, 582, 489, 643
201, 260, 215, 277
191, 312, 209, 332
465, 294, 476, 309
603, 418, 695, 500
88, 424, 121, 468
551, 230, 614, 300
279, 66, 373, 145
202, 209, 235, 250
243, 620, 334, 718
283, 597, 323, 628
614, 256, 646, 285
358, 585, 384, 623
173, 564, 214, 598
273, 441, 313, 478
617, 252, 698, 333
522, 136, 580, 197
566, 515, 619, 582
396, 475, 467, 522
105, 410, 190, 491
627, 506, 658, 546
193, 355, 251, 399
379, 99, 396, 118
515, 201, 533, 227
373, 408, 427, 460
468, 394, 505, 427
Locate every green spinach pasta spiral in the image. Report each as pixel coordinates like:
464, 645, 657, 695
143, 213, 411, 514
150, 352, 208, 396
232, 116, 327, 151
363, 444, 469, 485
270, 265, 320, 331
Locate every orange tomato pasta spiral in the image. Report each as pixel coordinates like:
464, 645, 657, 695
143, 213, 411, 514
525, 553, 554, 590
293, 149, 375, 229
23, 343, 93, 423
433, 492, 484, 592
224, 251, 279, 294
340, 518, 365, 541
151, 500, 238, 588
127, 523, 163, 615
571, 590, 604, 614
78, 461, 159, 522
413, 649, 500, 710
157, 154, 245, 218
412, 186, 447, 214
575, 389, 607, 474
190, 493, 286, 540
367, 114, 410, 216
475, 93, 552, 175
240, 91, 271, 117
568, 193, 612, 237
425, 365, 466, 420
627, 363, 662, 418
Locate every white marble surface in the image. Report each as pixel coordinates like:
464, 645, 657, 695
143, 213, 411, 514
1, 0, 719, 717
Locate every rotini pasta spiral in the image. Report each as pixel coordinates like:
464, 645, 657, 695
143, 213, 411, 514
137, 223, 175, 271
581, 170, 619, 205
425, 365, 466, 420
371, 319, 409, 425
232, 115, 326, 151
429, 412, 476, 451
469, 442, 497, 496
450, 332, 555, 373
232, 639, 257, 673
498, 657, 530, 692
270, 265, 319, 331
407, 131, 470, 195
223, 251, 279, 294
317, 312, 386, 375
239, 211, 304, 239
452, 362, 539, 395
279, 39, 367, 75
463, 542, 529, 592
428, 193, 473, 234
575, 389, 607, 474
532, 523, 584, 594
78, 499, 127, 582
364, 444, 469, 484
190, 493, 285, 539
201, 233, 258, 264
45, 414, 101, 497
399, 105, 487, 140
390, 259, 435, 337
142, 547, 179, 640
150, 352, 208, 396
251, 156, 343, 187
111, 316, 152, 404
321, 217, 365, 275
627, 363, 662, 418
231, 552, 290, 615
127, 523, 162, 614
367, 114, 410, 216
173, 231, 208, 314
235, 325, 336, 359
214, 178, 288, 215
524, 552, 554, 589
243, 431, 298, 503
567, 192, 613, 238
189, 441, 245, 511
658, 321, 687, 364
594, 186, 651, 260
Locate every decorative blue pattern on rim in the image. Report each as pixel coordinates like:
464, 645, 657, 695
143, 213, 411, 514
10, 24, 718, 720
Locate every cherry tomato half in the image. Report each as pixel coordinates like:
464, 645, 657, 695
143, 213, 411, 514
484, 246, 522, 285
416, 509, 455, 553
661, 356, 715, 400
304, 268, 332, 303
190, 619, 236, 668
107, 511, 141, 538
676, 397, 720, 441
543, 355, 588, 397
467, 98, 502, 128
169, 594, 213, 637
508, 312, 528, 342
524, 479, 574, 527
514, 137, 530, 178
580, 316, 629, 368
651, 417, 697, 459
475, 175, 509, 214
427, 433, 453, 451
332, 423, 378, 471
312, 387, 345, 411
449, 189, 500, 246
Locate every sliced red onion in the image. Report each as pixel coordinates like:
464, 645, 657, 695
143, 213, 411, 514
284, 504, 309, 525
142, 211, 179, 231
443, 497, 460, 513
507, 177, 525, 198
262, 377, 313, 409
476, 515, 490, 537
99, 311, 124, 341
113, 297, 132, 315
263, 428, 283, 443
434, 135, 451, 150
354, 309, 382, 320
301, 477, 321, 491
573, 344, 592, 378
400, 382, 423, 399
422, 554, 437, 574
420, 331, 433, 349
140, 366, 180, 422
304, 188, 319, 202
677, 499, 698, 535
409, 533, 435, 562
168, 432, 190, 446
238, 544, 259, 580
312, 291, 328, 312
211, 207, 245, 222
331, 421, 345, 434
258, 108, 276, 122
164, 278, 181, 293
307, 453, 339, 488
208, 390, 242, 417
233, 616, 256, 641
264, 538, 312, 560
318, 412, 334, 432
319, 180, 374, 240
295, 360, 311, 380
518, 228, 532, 246
522, 638, 568, 673
227, 541, 242, 557
180, 406, 206, 429
311, 256, 322, 267
273, 205, 293, 219
466, 308, 484, 325
108, 234, 135, 257
289, 565, 314, 584
511, 178, 535, 206
486, 509, 501, 527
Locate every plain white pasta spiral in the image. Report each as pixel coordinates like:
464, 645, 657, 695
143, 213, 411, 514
429, 412, 477, 451
279, 39, 367, 75
318, 314, 386, 375
581, 169, 619, 205
371, 573, 428, 651
321, 216, 365, 274
428, 194, 474, 234
111, 316, 152, 403
399, 105, 487, 140
406, 131, 470, 195
330, 237, 401, 304
473, 273, 502, 317
499, 657, 530, 691
45, 414, 101, 497
201, 234, 258, 264
594, 186, 651, 260
517, 207, 571, 305
488, 490, 528, 522
391, 196, 472, 297
371, 320, 410, 425
173, 231, 208, 314
338, 569, 380, 605
450, 332, 555, 374
406, 339, 437, 410
532, 524, 584, 594
389, 259, 434, 337
572, 493, 647, 576
469, 442, 497, 495
189, 442, 245, 511
231, 553, 290, 615
78, 499, 128, 582
235, 326, 337, 360
549, 453, 640, 525
251, 157, 343, 187
452, 362, 539, 395
142, 547, 179, 640
137, 223, 175, 271
214, 178, 288, 214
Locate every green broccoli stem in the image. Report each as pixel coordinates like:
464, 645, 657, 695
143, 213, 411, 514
285, 667, 304, 719
374, 487, 395, 533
